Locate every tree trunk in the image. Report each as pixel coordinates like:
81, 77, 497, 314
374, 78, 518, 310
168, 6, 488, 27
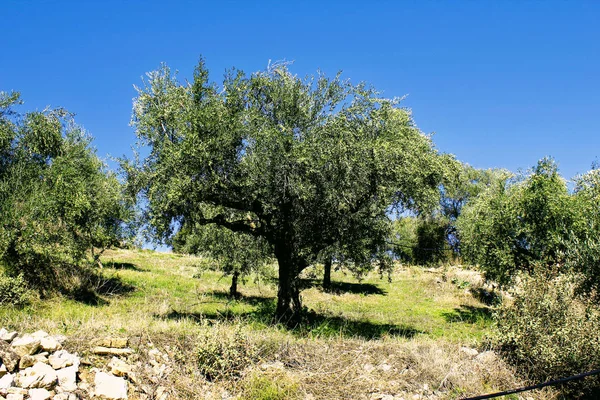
323, 257, 332, 291
229, 270, 240, 298
274, 245, 302, 326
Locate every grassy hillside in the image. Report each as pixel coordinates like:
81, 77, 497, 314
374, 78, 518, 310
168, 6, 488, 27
0, 249, 555, 399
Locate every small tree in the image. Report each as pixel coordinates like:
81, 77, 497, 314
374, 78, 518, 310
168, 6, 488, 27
563, 167, 600, 299
173, 222, 272, 297
127, 60, 446, 322
457, 158, 574, 285
0, 91, 132, 292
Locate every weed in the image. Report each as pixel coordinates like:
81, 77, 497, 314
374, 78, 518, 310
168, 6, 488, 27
240, 370, 300, 400
196, 327, 263, 381
0, 273, 31, 306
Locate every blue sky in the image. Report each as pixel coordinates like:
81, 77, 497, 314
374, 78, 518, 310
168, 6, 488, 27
2, 0, 599, 180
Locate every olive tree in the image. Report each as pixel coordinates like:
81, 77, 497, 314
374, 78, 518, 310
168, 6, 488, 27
0, 91, 132, 292
127, 60, 446, 322
563, 167, 600, 299
457, 158, 575, 285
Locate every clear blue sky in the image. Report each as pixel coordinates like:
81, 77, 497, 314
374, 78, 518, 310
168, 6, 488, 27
3, 0, 599, 180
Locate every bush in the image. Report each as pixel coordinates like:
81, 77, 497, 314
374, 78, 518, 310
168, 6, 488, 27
494, 274, 600, 398
0, 92, 133, 294
241, 370, 300, 400
0, 273, 30, 306
457, 159, 575, 286
196, 328, 263, 381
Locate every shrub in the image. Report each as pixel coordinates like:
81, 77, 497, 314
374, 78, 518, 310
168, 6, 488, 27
241, 370, 300, 400
0, 92, 133, 294
457, 159, 575, 286
196, 328, 262, 381
0, 273, 30, 306
494, 273, 600, 398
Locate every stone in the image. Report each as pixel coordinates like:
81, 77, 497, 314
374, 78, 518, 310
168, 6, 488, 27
48, 350, 79, 370
39, 336, 61, 352
92, 347, 133, 356
378, 363, 392, 372
30, 331, 49, 339
0, 374, 14, 390
18, 355, 36, 370
475, 350, 497, 364
0, 364, 6, 377
92, 338, 129, 349
459, 346, 479, 357
10, 336, 41, 357
6, 394, 23, 400
53, 394, 77, 400
260, 361, 284, 370
108, 357, 131, 377
0, 341, 20, 372
6, 388, 26, 395
54, 335, 67, 345
33, 354, 48, 364
94, 372, 128, 399
56, 365, 77, 392
16, 362, 57, 389
0, 330, 17, 343
155, 386, 168, 400
28, 388, 52, 400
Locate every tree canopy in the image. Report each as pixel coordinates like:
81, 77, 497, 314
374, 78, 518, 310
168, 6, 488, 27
0, 91, 132, 293
457, 158, 576, 285
127, 59, 448, 322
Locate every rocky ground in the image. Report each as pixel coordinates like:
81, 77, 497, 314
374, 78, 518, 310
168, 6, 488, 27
0, 328, 171, 400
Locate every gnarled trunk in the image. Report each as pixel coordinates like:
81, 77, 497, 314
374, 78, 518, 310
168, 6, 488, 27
274, 244, 302, 326
323, 257, 332, 291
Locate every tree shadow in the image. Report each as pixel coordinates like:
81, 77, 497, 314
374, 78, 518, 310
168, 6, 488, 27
158, 298, 421, 340
103, 261, 147, 272
442, 305, 493, 324
298, 311, 422, 339
66, 287, 110, 306
203, 290, 274, 305
299, 279, 387, 296
470, 286, 503, 306
65, 274, 136, 307
93, 275, 136, 296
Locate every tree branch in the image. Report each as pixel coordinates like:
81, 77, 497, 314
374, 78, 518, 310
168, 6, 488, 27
195, 214, 265, 238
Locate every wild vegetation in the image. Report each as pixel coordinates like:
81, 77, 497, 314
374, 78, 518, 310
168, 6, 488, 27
1, 58, 600, 398
0, 91, 133, 298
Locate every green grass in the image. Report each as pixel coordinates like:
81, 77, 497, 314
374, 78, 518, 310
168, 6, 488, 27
0, 248, 492, 343
0, 249, 558, 400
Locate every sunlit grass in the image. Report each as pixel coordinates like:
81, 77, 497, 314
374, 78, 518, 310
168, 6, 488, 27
0, 249, 557, 400
0, 248, 492, 343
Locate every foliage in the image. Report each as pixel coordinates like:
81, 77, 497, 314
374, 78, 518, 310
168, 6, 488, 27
563, 168, 600, 300
196, 327, 263, 381
0, 273, 30, 306
0, 91, 133, 293
457, 158, 574, 285
413, 216, 450, 266
494, 273, 600, 398
388, 217, 419, 262
440, 164, 507, 253
173, 222, 272, 295
241, 370, 300, 400
126, 59, 447, 321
